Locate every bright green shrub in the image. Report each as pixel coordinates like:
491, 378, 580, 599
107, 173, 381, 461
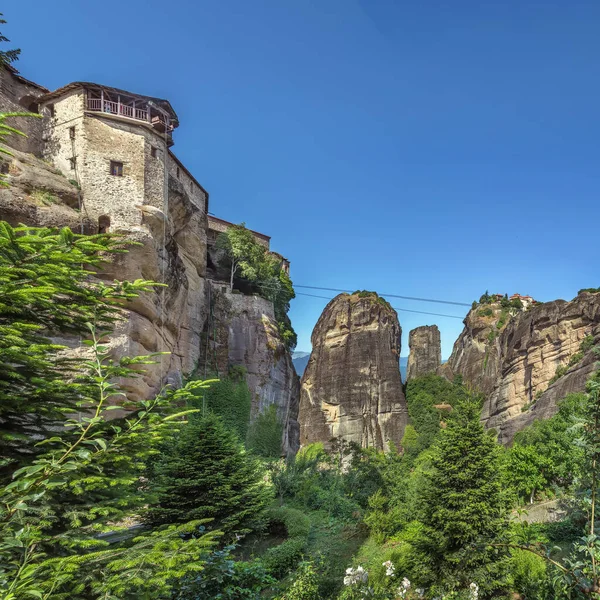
262, 537, 307, 578
278, 561, 320, 600
509, 548, 552, 599
247, 404, 284, 459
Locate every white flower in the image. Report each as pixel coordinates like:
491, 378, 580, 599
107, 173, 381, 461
397, 577, 411, 598
382, 560, 395, 576
343, 565, 368, 586
416, 589, 425, 598
469, 582, 479, 599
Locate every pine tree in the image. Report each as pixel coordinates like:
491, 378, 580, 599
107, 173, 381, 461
146, 412, 272, 536
418, 393, 510, 596
0, 13, 21, 66
0, 222, 152, 477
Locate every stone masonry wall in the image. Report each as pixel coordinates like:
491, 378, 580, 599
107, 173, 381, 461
0, 67, 46, 155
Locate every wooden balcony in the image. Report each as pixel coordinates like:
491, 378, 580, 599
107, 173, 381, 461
86, 96, 174, 139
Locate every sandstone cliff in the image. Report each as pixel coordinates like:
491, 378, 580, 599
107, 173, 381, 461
0, 146, 209, 400
440, 293, 600, 442
0, 147, 299, 455
299, 292, 408, 451
198, 285, 300, 455
407, 325, 442, 380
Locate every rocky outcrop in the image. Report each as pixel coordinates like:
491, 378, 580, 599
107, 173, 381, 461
299, 292, 408, 451
407, 325, 441, 380
199, 285, 300, 455
440, 293, 600, 443
0, 146, 209, 401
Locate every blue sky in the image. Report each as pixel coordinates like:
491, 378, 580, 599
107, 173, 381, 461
6, 1, 599, 357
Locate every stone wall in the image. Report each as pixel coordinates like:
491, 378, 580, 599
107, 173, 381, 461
168, 152, 207, 213
0, 67, 46, 155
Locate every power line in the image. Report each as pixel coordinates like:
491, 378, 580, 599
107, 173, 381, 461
294, 285, 471, 307
296, 292, 465, 320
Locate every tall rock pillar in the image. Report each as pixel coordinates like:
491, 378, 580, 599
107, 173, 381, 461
406, 325, 442, 380
299, 292, 408, 451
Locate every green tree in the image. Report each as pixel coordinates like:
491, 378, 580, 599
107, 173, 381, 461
146, 412, 272, 536
246, 404, 284, 459
418, 393, 510, 596
216, 223, 264, 291
0, 13, 20, 66
503, 444, 553, 504
0, 222, 150, 477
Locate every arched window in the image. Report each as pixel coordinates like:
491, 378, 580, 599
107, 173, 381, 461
98, 215, 111, 234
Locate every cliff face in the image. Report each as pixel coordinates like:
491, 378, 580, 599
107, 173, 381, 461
0, 147, 209, 401
199, 286, 300, 456
440, 293, 600, 442
299, 292, 408, 451
407, 325, 442, 380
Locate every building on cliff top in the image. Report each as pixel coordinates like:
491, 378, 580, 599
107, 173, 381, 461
0, 64, 289, 269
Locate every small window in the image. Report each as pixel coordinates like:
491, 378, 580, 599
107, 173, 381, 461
150, 146, 157, 158
47, 104, 55, 118
98, 215, 111, 234
190, 181, 193, 191
69, 157, 76, 170
110, 161, 124, 177
69, 126, 75, 139
0, 162, 9, 175
176, 167, 180, 179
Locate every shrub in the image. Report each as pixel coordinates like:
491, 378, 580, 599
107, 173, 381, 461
581, 335, 595, 354
262, 537, 307, 578
278, 561, 320, 600
478, 307, 494, 317
246, 404, 284, 459
509, 548, 551, 599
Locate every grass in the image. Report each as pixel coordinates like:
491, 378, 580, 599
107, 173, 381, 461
30, 189, 59, 206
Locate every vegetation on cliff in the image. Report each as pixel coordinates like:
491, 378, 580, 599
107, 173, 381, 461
217, 223, 297, 350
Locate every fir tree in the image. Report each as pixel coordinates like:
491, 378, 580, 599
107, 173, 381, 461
146, 412, 272, 536
418, 393, 510, 596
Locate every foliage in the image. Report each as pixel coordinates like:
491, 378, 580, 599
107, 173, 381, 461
502, 444, 554, 504
352, 290, 393, 312
0, 222, 153, 477
0, 14, 20, 66
278, 561, 320, 600
0, 326, 220, 599
217, 223, 296, 350
190, 371, 252, 440
246, 404, 284, 459
416, 392, 510, 596
145, 412, 272, 537
0, 113, 41, 188
579, 288, 600, 295
477, 307, 493, 317
550, 364, 570, 384
508, 548, 552, 599
174, 544, 275, 600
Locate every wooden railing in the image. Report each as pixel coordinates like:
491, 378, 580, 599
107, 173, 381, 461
87, 98, 148, 122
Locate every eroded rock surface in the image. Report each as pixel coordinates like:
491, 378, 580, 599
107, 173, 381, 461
407, 325, 442, 380
299, 292, 408, 451
0, 146, 209, 401
440, 294, 600, 442
199, 286, 300, 455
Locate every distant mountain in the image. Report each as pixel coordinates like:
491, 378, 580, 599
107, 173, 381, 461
292, 352, 310, 376
293, 352, 409, 380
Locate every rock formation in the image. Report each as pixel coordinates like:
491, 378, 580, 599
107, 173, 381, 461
0, 146, 299, 453
198, 285, 300, 455
407, 325, 442, 380
440, 293, 600, 442
299, 292, 408, 451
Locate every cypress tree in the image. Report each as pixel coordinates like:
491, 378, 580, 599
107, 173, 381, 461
146, 412, 272, 535
418, 393, 510, 596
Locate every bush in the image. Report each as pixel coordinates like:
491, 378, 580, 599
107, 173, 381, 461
509, 548, 552, 599
246, 404, 284, 459
478, 306, 494, 317
278, 561, 320, 600
191, 374, 252, 440
262, 537, 307, 578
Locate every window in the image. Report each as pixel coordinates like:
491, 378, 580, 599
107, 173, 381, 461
0, 162, 9, 175
98, 215, 111, 234
69, 126, 75, 140
69, 157, 76, 170
176, 167, 180, 179
110, 161, 124, 176
190, 181, 193, 191
151, 146, 157, 158
47, 104, 55, 118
